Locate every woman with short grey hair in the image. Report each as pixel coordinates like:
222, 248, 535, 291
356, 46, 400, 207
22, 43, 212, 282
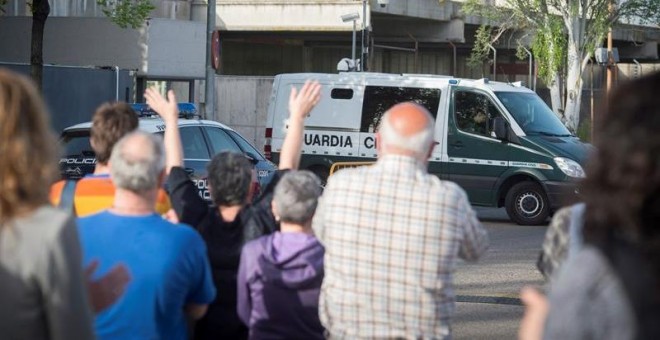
272, 170, 322, 225
237, 170, 326, 339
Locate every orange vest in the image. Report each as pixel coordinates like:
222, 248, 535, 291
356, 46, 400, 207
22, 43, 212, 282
50, 175, 171, 217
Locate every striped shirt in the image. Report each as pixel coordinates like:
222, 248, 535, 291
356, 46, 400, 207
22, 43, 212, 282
50, 174, 171, 217
312, 155, 488, 339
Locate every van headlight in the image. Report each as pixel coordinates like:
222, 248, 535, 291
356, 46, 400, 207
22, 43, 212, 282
554, 157, 585, 178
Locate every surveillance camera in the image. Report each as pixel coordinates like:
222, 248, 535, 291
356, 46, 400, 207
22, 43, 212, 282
377, 0, 389, 8
341, 12, 360, 22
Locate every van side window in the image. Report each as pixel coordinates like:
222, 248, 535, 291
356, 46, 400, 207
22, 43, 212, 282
361, 86, 441, 133
454, 91, 502, 138
331, 88, 353, 99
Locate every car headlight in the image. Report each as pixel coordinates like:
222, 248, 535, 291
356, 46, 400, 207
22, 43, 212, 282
554, 157, 585, 178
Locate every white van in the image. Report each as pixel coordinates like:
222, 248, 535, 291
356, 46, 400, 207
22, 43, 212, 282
264, 72, 590, 225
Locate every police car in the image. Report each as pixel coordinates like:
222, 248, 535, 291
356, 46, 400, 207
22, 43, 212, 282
59, 103, 277, 200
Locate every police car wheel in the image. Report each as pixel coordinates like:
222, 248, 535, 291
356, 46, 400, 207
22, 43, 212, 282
505, 181, 549, 226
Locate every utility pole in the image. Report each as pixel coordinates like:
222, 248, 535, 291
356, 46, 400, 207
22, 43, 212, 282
204, 0, 216, 120
606, 0, 614, 97
361, 0, 367, 71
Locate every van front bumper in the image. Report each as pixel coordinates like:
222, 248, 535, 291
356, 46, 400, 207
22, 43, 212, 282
543, 180, 580, 210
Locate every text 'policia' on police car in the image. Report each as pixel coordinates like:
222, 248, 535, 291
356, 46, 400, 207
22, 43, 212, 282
264, 72, 591, 225
59, 103, 277, 201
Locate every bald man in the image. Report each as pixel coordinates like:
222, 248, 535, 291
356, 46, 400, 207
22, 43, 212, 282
313, 102, 488, 339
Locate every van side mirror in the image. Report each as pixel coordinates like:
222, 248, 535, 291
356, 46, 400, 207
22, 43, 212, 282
492, 117, 521, 144
493, 117, 508, 140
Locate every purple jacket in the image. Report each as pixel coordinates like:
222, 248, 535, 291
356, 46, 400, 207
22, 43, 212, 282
237, 232, 325, 340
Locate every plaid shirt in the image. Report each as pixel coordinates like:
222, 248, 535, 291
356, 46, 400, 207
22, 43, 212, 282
312, 155, 488, 339
537, 203, 585, 280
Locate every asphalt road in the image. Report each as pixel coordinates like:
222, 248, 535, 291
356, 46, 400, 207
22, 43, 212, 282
452, 207, 548, 340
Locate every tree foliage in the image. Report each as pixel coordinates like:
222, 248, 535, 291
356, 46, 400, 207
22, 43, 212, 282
462, 0, 658, 80
529, 17, 566, 85
0, 0, 155, 87
97, 0, 155, 29
467, 25, 495, 69
461, 0, 660, 131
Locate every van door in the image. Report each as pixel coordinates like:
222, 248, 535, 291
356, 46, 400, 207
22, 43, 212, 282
448, 87, 510, 205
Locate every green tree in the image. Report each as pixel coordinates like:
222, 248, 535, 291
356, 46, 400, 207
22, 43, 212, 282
2, 0, 154, 89
462, 0, 659, 132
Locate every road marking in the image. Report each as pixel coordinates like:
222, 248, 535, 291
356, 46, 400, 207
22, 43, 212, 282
456, 294, 522, 306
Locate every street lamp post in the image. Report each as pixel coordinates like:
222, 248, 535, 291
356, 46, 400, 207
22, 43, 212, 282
204, 0, 216, 120
361, 0, 367, 71
341, 13, 360, 71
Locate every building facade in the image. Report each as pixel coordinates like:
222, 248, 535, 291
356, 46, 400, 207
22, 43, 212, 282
0, 0, 658, 144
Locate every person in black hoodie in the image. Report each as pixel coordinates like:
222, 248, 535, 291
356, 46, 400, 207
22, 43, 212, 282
144, 81, 321, 340
237, 170, 325, 339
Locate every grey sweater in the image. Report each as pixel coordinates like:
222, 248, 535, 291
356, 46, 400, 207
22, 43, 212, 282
544, 245, 636, 340
0, 205, 95, 340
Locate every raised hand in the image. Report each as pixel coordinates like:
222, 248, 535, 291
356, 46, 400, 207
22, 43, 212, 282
145, 88, 179, 124
288, 80, 321, 122
144, 87, 184, 171
85, 260, 132, 314
279, 80, 321, 170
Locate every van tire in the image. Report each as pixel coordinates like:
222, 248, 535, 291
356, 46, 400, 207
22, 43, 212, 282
505, 182, 549, 225
309, 166, 329, 188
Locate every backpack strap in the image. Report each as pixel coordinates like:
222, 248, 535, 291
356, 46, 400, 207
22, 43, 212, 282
58, 180, 79, 216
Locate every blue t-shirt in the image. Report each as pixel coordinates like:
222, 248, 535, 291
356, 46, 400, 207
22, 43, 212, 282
78, 211, 216, 340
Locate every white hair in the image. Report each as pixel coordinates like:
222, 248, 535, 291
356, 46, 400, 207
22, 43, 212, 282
378, 111, 434, 157
110, 131, 165, 193
273, 170, 322, 224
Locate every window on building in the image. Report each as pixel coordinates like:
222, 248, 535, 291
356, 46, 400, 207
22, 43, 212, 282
138, 79, 193, 103
360, 86, 441, 133
454, 90, 502, 138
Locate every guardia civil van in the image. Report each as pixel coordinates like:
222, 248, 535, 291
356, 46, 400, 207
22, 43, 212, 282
264, 73, 591, 225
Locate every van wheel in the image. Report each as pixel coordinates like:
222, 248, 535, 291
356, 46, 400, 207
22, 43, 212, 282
505, 182, 549, 225
309, 166, 329, 188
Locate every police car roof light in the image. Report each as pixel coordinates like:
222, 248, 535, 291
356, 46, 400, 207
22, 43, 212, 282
449, 79, 459, 85
130, 103, 199, 119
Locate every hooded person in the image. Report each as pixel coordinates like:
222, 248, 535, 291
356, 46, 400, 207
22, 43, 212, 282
236, 170, 325, 340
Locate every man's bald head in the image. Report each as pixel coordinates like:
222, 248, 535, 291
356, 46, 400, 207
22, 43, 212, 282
110, 131, 165, 193
377, 102, 435, 160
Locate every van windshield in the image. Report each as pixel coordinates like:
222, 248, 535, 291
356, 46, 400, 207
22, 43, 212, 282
495, 92, 572, 137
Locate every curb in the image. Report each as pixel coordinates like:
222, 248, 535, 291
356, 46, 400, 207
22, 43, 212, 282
456, 294, 522, 306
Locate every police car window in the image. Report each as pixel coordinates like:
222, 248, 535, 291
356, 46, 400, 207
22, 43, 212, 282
204, 127, 242, 156
225, 130, 265, 161
61, 133, 94, 157
454, 90, 502, 138
180, 127, 211, 159
361, 86, 440, 133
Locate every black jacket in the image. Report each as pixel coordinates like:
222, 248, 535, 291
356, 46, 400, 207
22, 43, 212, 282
167, 166, 284, 340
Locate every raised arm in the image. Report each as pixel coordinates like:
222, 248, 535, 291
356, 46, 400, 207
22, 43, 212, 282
144, 88, 183, 174
278, 80, 321, 170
